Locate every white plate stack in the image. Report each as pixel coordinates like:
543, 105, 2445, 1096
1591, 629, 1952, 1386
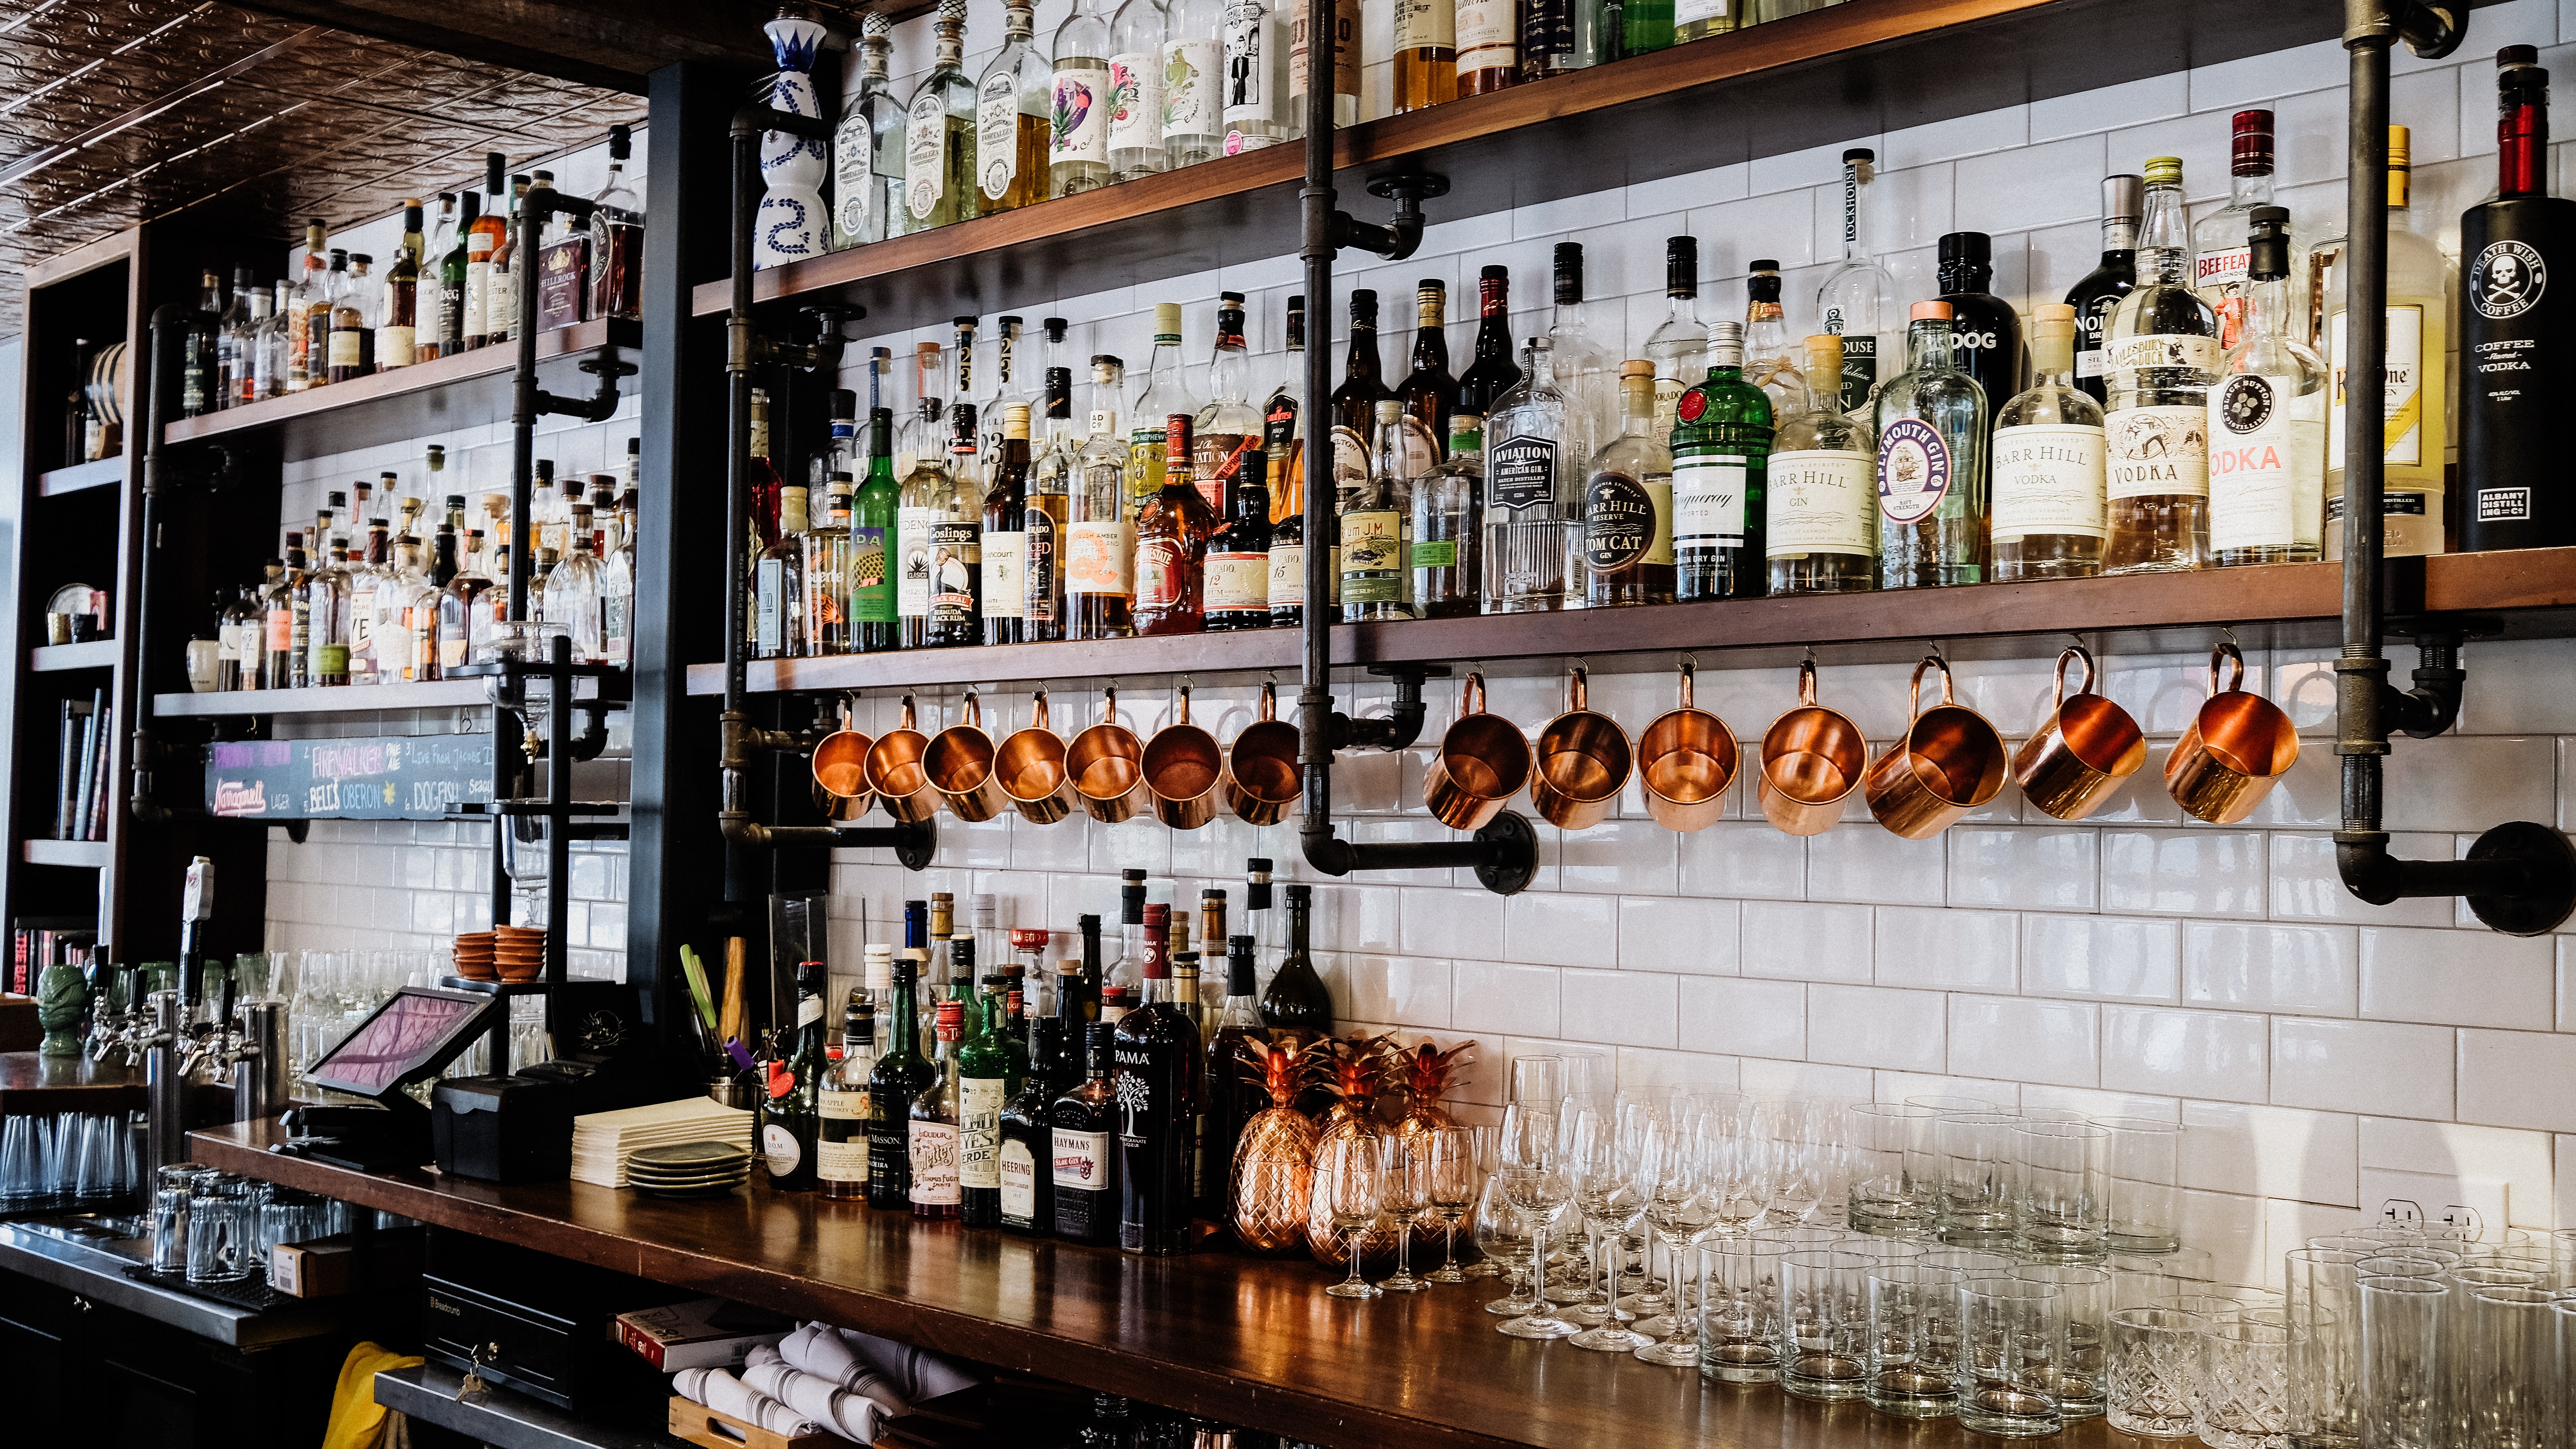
571, 1097, 755, 1188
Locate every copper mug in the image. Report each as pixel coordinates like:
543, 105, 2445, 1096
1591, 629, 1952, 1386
864, 695, 942, 824
1530, 666, 1633, 831
1757, 658, 1869, 836
1422, 672, 1531, 830
995, 690, 1079, 825
1142, 686, 1224, 830
2013, 646, 2147, 822
1222, 680, 1302, 827
809, 694, 875, 824
1636, 660, 1738, 834
1865, 656, 2009, 840
2164, 641, 2299, 824
1067, 686, 1153, 823
924, 691, 1008, 822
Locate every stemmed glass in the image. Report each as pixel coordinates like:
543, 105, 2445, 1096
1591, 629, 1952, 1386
1320, 1135, 1390, 1300
1424, 1124, 1482, 1284
1380, 1135, 1432, 1293
1495, 1100, 1578, 1339
1635, 1110, 1723, 1364
1759, 1097, 1831, 1225
1568, 1097, 1654, 1352
1476, 1173, 1541, 1314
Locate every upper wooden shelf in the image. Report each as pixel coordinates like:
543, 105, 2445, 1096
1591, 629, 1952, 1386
155, 674, 615, 718
160, 319, 639, 463
35, 458, 124, 498
695, 0, 2366, 334
686, 548, 2576, 697
31, 640, 118, 673
20, 839, 109, 868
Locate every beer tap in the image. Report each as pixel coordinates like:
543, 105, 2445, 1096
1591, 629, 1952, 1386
89, 964, 148, 1066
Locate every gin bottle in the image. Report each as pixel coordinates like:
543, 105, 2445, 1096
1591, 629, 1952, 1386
2191, 109, 2292, 352
1582, 361, 1675, 608
1767, 334, 1876, 594
902, 0, 977, 234
1412, 416, 1482, 618
1482, 336, 1572, 612
1991, 303, 2107, 580
1670, 321, 1772, 601
1815, 149, 1900, 413
1343, 400, 1425, 620
2101, 156, 2219, 574
2209, 207, 2326, 566
1873, 301, 1988, 588
1050, 0, 1116, 196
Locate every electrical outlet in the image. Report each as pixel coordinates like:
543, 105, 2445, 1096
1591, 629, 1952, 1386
2380, 1197, 2424, 1223
2440, 1203, 2487, 1241
2363, 1169, 2509, 1243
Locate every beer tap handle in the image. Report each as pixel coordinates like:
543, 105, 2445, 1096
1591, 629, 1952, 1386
216, 970, 237, 1038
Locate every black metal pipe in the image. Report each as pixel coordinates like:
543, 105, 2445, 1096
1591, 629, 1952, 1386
130, 304, 192, 824
547, 634, 573, 990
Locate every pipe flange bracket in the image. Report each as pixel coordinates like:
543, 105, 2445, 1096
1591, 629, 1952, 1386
2463, 821, 2576, 936
1472, 810, 1539, 897
1366, 173, 1451, 201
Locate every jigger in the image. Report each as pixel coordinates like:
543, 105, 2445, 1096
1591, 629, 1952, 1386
1636, 660, 1738, 833
863, 695, 941, 824
1422, 672, 1530, 830
1067, 686, 1152, 822
995, 690, 1079, 824
1143, 685, 1224, 830
1757, 659, 1868, 836
1530, 666, 1632, 831
2013, 646, 2146, 821
809, 693, 875, 823
1222, 680, 1302, 826
1865, 656, 2008, 840
924, 692, 1008, 821
2164, 641, 2299, 824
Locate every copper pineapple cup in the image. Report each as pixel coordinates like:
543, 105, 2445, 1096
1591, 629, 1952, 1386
1864, 655, 2008, 840
1636, 660, 1739, 833
1067, 686, 1153, 823
1422, 671, 1531, 831
2013, 645, 2147, 822
809, 694, 875, 824
1143, 685, 1224, 830
995, 690, 1079, 825
924, 691, 1009, 822
2164, 640, 2299, 824
864, 695, 942, 824
1756, 658, 1868, 836
1530, 666, 1633, 831
1222, 680, 1302, 827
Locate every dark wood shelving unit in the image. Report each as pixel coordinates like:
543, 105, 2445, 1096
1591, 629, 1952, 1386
28, 641, 119, 673
19, 840, 109, 868
34, 458, 123, 498
152, 675, 614, 718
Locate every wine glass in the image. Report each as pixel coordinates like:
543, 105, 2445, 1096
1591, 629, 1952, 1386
1381, 1135, 1432, 1293
1615, 1088, 1679, 1320
1567, 1097, 1654, 1352
1495, 1100, 1578, 1339
1474, 1172, 1541, 1315
1635, 1111, 1725, 1363
1320, 1135, 1389, 1299
1424, 1124, 1482, 1284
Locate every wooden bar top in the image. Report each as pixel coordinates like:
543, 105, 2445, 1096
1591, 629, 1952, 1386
194, 1119, 2126, 1449
0, 1050, 149, 1114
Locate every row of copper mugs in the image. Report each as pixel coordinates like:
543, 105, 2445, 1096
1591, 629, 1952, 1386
813, 682, 1302, 831
1425, 643, 2301, 839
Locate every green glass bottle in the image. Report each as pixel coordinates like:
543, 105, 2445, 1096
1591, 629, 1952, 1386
762, 962, 828, 1193
957, 945, 1014, 1229
1670, 319, 1775, 601
867, 955, 933, 1209
856, 407, 902, 650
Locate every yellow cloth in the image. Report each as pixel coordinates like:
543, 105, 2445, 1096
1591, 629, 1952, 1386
320, 1341, 426, 1449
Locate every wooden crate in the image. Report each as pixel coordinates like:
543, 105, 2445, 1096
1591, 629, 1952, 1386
666, 1395, 841, 1449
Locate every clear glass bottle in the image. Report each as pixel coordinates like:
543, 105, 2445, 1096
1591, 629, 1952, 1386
1071, 355, 1135, 639
257, 281, 293, 401
1393, 0, 1459, 113
976, 5, 1053, 215
543, 505, 606, 661
803, 478, 853, 655
1671, 321, 1773, 602
1873, 301, 1989, 588
1674, 0, 1735, 42
1483, 336, 1573, 613
215, 266, 250, 406
818, 1001, 876, 1202
1815, 148, 1899, 414
1162, 0, 1225, 169
1290, 0, 1360, 127
1193, 294, 1263, 514
1344, 399, 1426, 619
1413, 414, 1482, 617
896, 406, 953, 649
382, 530, 440, 681
1743, 260, 1807, 416
346, 522, 388, 684
1130, 303, 1196, 517
1221, 0, 1296, 153
2210, 206, 2326, 567
304, 540, 353, 687
1050, 0, 1116, 196
1584, 360, 1675, 607
1643, 237, 1706, 441
835, 16, 902, 246
437, 530, 493, 674
2192, 109, 2288, 352
413, 201, 449, 362
2102, 156, 2220, 574
909, 998, 965, 1220
903, 0, 979, 235
593, 476, 633, 667
1766, 333, 1877, 594
2322, 124, 2452, 560
1991, 303, 2108, 580
1108, 0, 1170, 184
2064, 174, 2142, 408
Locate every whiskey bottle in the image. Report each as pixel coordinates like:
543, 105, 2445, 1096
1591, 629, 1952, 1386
1991, 303, 2108, 580
1205, 435, 1271, 630
1817, 150, 1900, 414
1937, 232, 2026, 430
1266, 304, 1308, 627
1162, 0, 1225, 169
1643, 239, 1707, 438
976, 3, 1052, 215
806, 478, 854, 655
328, 251, 370, 384
1671, 321, 1773, 602
1767, 333, 1877, 595
857, 409, 902, 651
983, 403, 1031, 645
2209, 208, 2326, 566
1071, 355, 1135, 639
1049, 0, 1115, 197
910, 999, 966, 1219
1114, 911, 1201, 1255
1049, 1022, 1121, 1244
1329, 290, 1393, 490
764, 963, 828, 1192
1483, 336, 1571, 613
2102, 157, 2219, 574
1135, 416, 1218, 635
958, 960, 1015, 1229
868, 954, 932, 1210
1000, 1003, 1063, 1234
1195, 294, 1263, 514
465, 154, 509, 348
588, 125, 644, 322
1583, 360, 1675, 607
1132, 304, 1197, 516
379, 206, 420, 373
2064, 174, 2142, 407
1399, 280, 1460, 461
1344, 400, 1422, 620
2460, 48, 2571, 553
819, 1001, 876, 1201
1258, 883, 1332, 1035
1393, 0, 1459, 113
903, 0, 978, 234
2192, 110, 2290, 352
754, 485, 810, 660
1874, 301, 1989, 588
1108, 0, 1169, 184
1455, 267, 1521, 417
1412, 417, 1482, 617
1456, 0, 1517, 91
304, 253, 344, 390
1198, 934, 1267, 1221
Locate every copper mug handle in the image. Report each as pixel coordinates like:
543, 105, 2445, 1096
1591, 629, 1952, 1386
1756, 657, 1868, 836
1423, 670, 1531, 830
865, 694, 943, 824
1530, 664, 1633, 831
810, 692, 876, 823
1068, 685, 1153, 823
926, 691, 1010, 823
997, 690, 1080, 824
2165, 640, 2299, 824
1865, 656, 2009, 840
1636, 658, 1738, 834
1143, 684, 1224, 830
2012, 646, 2147, 822
1223, 680, 1303, 827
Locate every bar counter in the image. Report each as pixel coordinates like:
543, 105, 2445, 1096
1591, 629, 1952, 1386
194, 1119, 2125, 1449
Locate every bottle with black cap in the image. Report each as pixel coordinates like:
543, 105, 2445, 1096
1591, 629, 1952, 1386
2064, 174, 2143, 407
1199, 933, 1268, 1221
1936, 231, 2026, 427
2461, 45, 2576, 552
1817, 148, 1900, 413
1048, 1022, 1121, 1242
1644, 237, 1707, 437
1258, 883, 1332, 1035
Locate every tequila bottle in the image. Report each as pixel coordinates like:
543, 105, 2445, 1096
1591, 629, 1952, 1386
1643, 237, 1706, 440
1816, 148, 1900, 414
976, 3, 1052, 215
2209, 207, 2326, 567
1767, 333, 1877, 594
1873, 301, 1988, 588
1162, 0, 1225, 169
2102, 156, 2220, 574
1071, 355, 1136, 639
1671, 321, 1772, 602
1051, 0, 1117, 196
1483, 336, 1573, 613
1583, 361, 1675, 608
1991, 304, 2108, 580
1290, 0, 1360, 126
1108, 0, 1170, 184
834, 15, 902, 247
2064, 174, 2142, 407
896, 398, 954, 649
902, 0, 977, 234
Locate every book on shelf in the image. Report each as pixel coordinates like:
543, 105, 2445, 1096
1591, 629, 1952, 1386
11, 918, 96, 995
54, 690, 109, 842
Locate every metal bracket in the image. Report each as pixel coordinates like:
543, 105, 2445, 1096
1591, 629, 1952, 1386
2463, 823, 2576, 936
1332, 173, 1448, 262
1472, 812, 1540, 896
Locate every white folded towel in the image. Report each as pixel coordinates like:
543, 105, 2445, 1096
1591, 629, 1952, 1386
740, 1357, 879, 1443
776, 1325, 906, 1414
670, 1367, 824, 1439
837, 1325, 979, 1402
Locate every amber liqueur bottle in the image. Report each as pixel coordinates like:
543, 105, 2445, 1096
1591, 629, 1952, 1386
1133, 416, 1217, 635
1113, 904, 1202, 1254
2461, 45, 2576, 551
1049, 1022, 1121, 1245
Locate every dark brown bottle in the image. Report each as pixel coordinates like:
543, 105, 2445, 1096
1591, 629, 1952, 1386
1049, 1022, 1121, 1245
1197, 935, 1268, 1222
867, 956, 932, 1210
1113, 905, 1201, 1255
1257, 883, 1333, 1036
1329, 290, 1391, 488
1000, 1010, 1065, 1234
1455, 266, 1522, 417
1399, 280, 1459, 460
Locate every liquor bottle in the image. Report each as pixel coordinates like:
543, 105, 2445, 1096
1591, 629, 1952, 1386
1394, 0, 1458, 113
305, 540, 353, 687
1114, 909, 1201, 1256
1222, 0, 1296, 154
1050, 1022, 1121, 1244
1456, 0, 1516, 90
756, 483, 808, 661
465, 154, 509, 349
414, 198, 450, 363
2461, 46, 2574, 552
263, 539, 302, 691
1874, 301, 1989, 588
1197, 934, 1265, 1222
1399, 280, 1459, 460
1078, 912, 1108, 1016
820, 1001, 876, 1201
438, 192, 478, 359
904, 0, 978, 234
1113, 873, 1149, 994
983, 404, 1031, 644
1345, 400, 1423, 619
281, 220, 324, 389
1455, 267, 1521, 417
1767, 334, 1877, 594
928, 894, 960, 1007
1547, 243, 1616, 478
805, 478, 856, 655
959, 970, 1015, 1229
178, 270, 221, 417
1131, 304, 1196, 516
1000, 998, 1063, 1234
812, 389, 860, 489
589, 125, 644, 323
2327, 145, 2456, 554
977, 3, 1052, 215
1028, 341, 1076, 642
1107, 0, 1168, 185
219, 583, 262, 691
488, 175, 529, 347
1671, 321, 1773, 601
1163, 0, 1225, 169
212, 267, 249, 407
1937, 232, 2025, 429
1815, 149, 1899, 414
1206, 430, 1272, 630
2193, 110, 2289, 352
308, 249, 348, 390
1329, 290, 1393, 492
1070, 355, 1136, 639
984, 320, 1030, 464
1521, 0, 1577, 78
1050, 0, 1116, 197
1136, 416, 1218, 634
854, 409, 902, 651
1583, 361, 1675, 607
2103, 157, 2221, 574
256, 281, 293, 401
2210, 207, 2327, 567
1413, 416, 1482, 616
437, 532, 493, 673
909, 999, 966, 1219
1743, 260, 1807, 415
1991, 304, 2108, 580
869, 954, 932, 1210
1483, 337, 1570, 613
765, 963, 828, 1192
1619, 0, 1671, 58
379, 202, 421, 372
1643, 239, 1707, 438
229, 284, 274, 407
1259, 883, 1332, 1034
1674, 0, 1734, 41
836, 18, 902, 247
895, 397, 954, 649
345, 520, 387, 686
329, 253, 374, 384
1266, 305, 1308, 628
1290, 0, 1361, 128
2065, 174, 2142, 408
1195, 294, 1263, 513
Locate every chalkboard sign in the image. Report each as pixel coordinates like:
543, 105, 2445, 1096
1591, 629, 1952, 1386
206, 734, 495, 820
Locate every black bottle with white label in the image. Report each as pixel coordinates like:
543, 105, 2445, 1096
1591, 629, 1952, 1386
1937, 231, 2027, 435
2461, 45, 2575, 552
2064, 176, 2142, 408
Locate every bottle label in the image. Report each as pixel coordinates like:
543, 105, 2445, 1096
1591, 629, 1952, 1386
905, 92, 948, 221
1162, 38, 1222, 140
821, 1088, 869, 1121
350, 587, 376, 655
2105, 405, 2210, 500
2106, 332, 2221, 376
221, 622, 258, 665
981, 530, 1027, 618
1134, 535, 1187, 609
816, 1137, 869, 1183
2197, 246, 2254, 348
1108, 53, 1164, 155
1222, 3, 1271, 125
1455, 0, 1515, 68
959, 1077, 1006, 1190
1487, 434, 1557, 512
1583, 469, 1668, 572
1672, 454, 1750, 550
1394, 0, 1455, 49
375, 326, 414, 369
1268, 542, 1306, 605
328, 329, 363, 370
2075, 348, 2108, 379
1876, 417, 1953, 524
1990, 424, 2108, 539
311, 642, 348, 677
1067, 519, 1134, 595
1339, 509, 1404, 601
977, 73, 1021, 200
266, 608, 292, 656
2327, 303, 2429, 469
854, 525, 896, 624
1206, 550, 1268, 610
2210, 373, 2323, 553
930, 519, 980, 625
763, 1122, 803, 1177
1052, 64, 1113, 165
1289, 0, 1360, 99
1513, 0, 1571, 62
2470, 239, 2547, 319
908, 1120, 961, 1204
1835, 337, 1877, 414
1674, 0, 1728, 23
1022, 510, 1059, 622
465, 253, 492, 340
833, 120, 874, 243
1408, 539, 1457, 567
1053, 1127, 1110, 1189
1765, 449, 1872, 557
1001, 1138, 1039, 1220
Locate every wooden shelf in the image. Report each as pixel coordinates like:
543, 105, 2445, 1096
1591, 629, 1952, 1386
159, 319, 639, 462
35, 458, 123, 498
686, 548, 2576, 696
30, 640, 118, 673
694, 0, 2362, 333
155, 673, 618, 718
20, 840, 109, 868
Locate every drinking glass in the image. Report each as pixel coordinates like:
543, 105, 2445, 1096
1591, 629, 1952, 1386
2014, 1120, 2110, 1262
2014, 1263, 2109, 1418
2357, 1275, 2443, 1449
0, 1114, 36, 1209
1701, 1237, 1788, 1385
1495, 1100, 1577, 1339
1936, 1112, 2023, 1248
1634, 1111, 1721, 1364
1611, 1088, 1677, 1316
1777, 1249, 1870, 1400
1319, 1135, 1389, 1300
150, 1163, 197, 1272
186, 1170, 252, 1283
1958, 1277, 2068, 1437
2193, 1319, 2291, 1449
2094, 1116, 2183, 1253
1422, 1124, 1480, 1284
2108, 1306, 2209, 1438
1847, 1101, 1936, 1238
1473, 1174, 1541, 1315
1379, 1135, 1431, 1294
2282, 1246, 2363, 1449
2461, 1287, 2554, 1449
1865, 1263, 1964, 1417
1755, 1097, 1832, 1226
1905, 1094, 2004, 1114
1567, 1097, 1653, 1351
2111, 1245, 2217, 1310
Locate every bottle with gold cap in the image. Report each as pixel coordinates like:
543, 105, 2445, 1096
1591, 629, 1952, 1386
2322, 123, 2452, 559
1583, 359, 1676, 607
982, 401, 1032, 644
2101, 155, 2219, 575
1767, 333, 1877, 595
1991, 302, 2108, 580
1873, 301, 1988, 588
